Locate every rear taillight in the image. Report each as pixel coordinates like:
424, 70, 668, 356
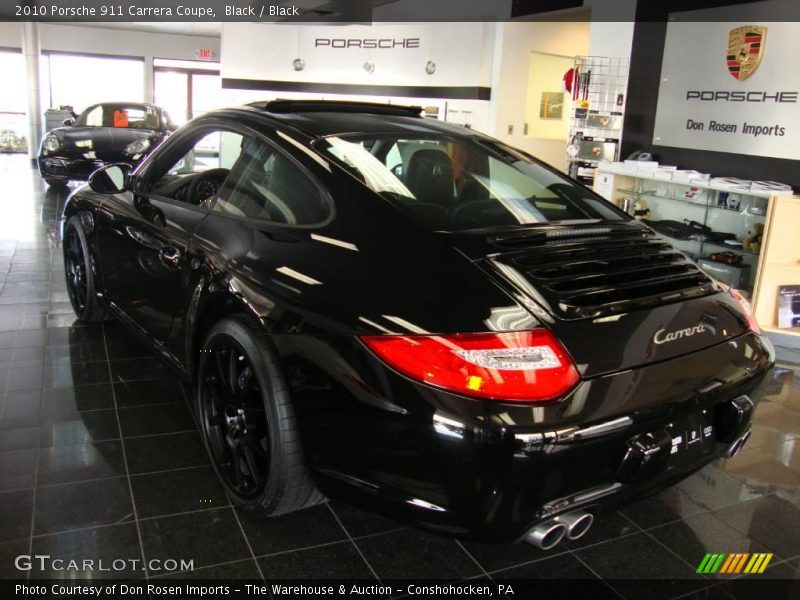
360, 330, 579, 402
730, 288, 762, 334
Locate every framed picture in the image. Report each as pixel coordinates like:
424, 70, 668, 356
539, 92, 565, 119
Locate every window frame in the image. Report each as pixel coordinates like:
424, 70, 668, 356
138, 118, 335, 228
137, 121, 247, 213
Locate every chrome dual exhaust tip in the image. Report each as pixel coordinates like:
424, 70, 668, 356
557, 511, 594, 540
525, 521, 567, 550
525, 510, 594, 549
725, 429, 752, 458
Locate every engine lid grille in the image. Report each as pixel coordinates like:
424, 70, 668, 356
487, 223, 718, 320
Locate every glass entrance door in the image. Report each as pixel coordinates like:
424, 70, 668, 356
153, 59, 221, 126
154, 70, 189, 126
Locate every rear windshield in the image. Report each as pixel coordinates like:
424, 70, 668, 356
76, 104, 160, 130
315, 134, 625, 231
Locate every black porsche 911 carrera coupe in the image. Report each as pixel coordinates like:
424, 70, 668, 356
61, 100, 774, 549
39, 102, 176, 187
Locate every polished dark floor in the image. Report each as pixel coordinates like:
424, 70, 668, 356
0, 155, 799, 597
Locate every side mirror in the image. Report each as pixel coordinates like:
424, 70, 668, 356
89, 164, 131, 194
62, 118, 74, 127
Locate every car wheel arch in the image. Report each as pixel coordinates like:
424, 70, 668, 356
186, 289, 269, 380
61, 202, 107, 287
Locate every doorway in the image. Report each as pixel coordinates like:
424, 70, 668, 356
153, 59, 222, 125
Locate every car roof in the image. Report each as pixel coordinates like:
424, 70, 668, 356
235, 100, 479, 139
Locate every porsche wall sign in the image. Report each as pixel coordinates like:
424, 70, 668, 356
726, 25, 766, 81
653, 19, 798, 160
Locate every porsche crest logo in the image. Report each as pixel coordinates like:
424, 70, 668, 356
726, 25, 766, 81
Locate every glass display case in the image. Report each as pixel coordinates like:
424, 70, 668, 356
594, 168, 776, 297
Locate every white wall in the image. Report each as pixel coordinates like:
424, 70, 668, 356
221, 18, 628, 169
222, 22, 492, 88
525, 52, 575, 140
220, 22, 495, 132
0, 23, 220, 103
489, 20, 590, 170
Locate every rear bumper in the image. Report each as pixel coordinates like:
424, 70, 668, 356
283, 331, 774, 542
505, 388, 764, 541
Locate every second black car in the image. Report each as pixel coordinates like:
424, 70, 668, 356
40, 102, 175, 187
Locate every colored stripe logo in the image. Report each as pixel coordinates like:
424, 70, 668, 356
696, 553, 772, 574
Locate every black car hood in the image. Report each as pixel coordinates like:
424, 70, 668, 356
440, 221, 750, 377
53, 126, 159, 161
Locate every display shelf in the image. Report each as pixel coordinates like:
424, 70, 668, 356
596, 163, 797, 341
701, 239, 758, 257
600, 166, 777, 198
637, 223, 758, 257
633, 192, 755, 214
752, 195, 800, 338
616, 188, 656, 195
594, 168, 773, 293
618, 191, 706, 210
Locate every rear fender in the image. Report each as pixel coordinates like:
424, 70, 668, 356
183, 277, 268, 380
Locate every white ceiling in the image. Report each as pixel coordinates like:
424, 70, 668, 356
67, 22, 223, 37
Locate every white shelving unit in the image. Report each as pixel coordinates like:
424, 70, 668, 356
593, 163, 788, 296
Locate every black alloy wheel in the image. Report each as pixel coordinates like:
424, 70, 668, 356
199, 335, 270, 499
196, 315, 323, 514
65, 226, 88, 313
63, 216, 107, 322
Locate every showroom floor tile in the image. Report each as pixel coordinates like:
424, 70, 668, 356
0, 155, 799, 597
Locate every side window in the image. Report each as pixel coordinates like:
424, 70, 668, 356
384, 143, 402, 172
147, 129, 244, 206
213, 138, 329, 225
166, 131, 244, 176
85, 106, 102, 127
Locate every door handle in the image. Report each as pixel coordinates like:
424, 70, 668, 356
125, 225, 159, 250
160, 245, 181, 267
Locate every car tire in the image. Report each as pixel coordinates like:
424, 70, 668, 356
45, 178, 67, 188
63, 215, 108, 323
196, 314, 324, 516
